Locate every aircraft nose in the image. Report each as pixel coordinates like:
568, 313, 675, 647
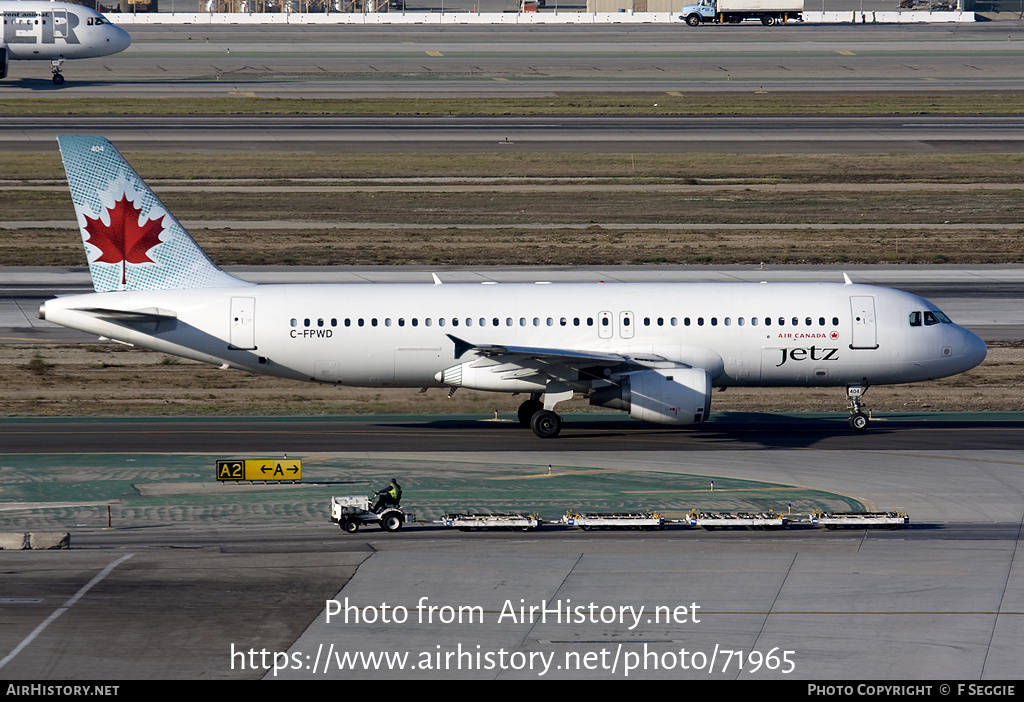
111, 26, 132, 52
963, 328, 987, 370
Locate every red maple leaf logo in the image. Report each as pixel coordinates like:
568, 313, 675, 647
84, 195, 165, 286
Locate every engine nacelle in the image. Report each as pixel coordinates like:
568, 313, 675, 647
435, 360, 548, 393
589, 367, 712, 425
1, 48, 8, 80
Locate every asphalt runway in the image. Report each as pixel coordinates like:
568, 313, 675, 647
5, 114, 1024, 153
1, 23, 1023, 97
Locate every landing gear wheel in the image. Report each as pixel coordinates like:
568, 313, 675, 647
530, 409, 562, 438
52, 73, 64, 85
849, 412, 869, 432
381, 512, 403, 532
517, 399, 544, 427
341, 519, 358, 533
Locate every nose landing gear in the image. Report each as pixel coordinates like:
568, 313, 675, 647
50, 59, 65, 85
847, 384, 870, 432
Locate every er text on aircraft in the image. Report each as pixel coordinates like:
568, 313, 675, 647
39, 137, 988, 437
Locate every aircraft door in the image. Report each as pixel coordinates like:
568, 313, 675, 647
598, 311, 613, 339
53, 9, 69, 39
619, 311, 634, 339
230, 296, 256, 350
850, 295, 878, 350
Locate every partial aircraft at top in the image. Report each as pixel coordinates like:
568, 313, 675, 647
39, 137, 988, 437
1, 1, 130, 84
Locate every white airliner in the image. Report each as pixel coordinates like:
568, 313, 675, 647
1, 1, 130, 84
40, 136, 988, 437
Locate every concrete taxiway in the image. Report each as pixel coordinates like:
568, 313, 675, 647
1, 448, 1023, 679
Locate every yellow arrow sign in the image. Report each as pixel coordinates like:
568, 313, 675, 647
217, 459, 302, 482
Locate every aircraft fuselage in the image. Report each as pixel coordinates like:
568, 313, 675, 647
40, 280, 987, 392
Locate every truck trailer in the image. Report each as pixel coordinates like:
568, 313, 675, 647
680, 0, 803, 25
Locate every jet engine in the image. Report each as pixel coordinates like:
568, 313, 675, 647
589, 367, 712, 425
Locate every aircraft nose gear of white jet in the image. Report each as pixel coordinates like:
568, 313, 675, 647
847, 384, 870, 432
50, 59, 65, 85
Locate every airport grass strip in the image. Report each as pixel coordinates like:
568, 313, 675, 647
1, 92, 1023, 116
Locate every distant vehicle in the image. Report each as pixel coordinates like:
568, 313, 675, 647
680, 0, 803, 25
1, 1, 131, 84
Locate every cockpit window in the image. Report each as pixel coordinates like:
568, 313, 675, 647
909, 311, 922, 327
932, 310, 952, 324
923, 311, 941, 326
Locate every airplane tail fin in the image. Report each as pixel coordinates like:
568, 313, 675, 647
57, 136, 251, 293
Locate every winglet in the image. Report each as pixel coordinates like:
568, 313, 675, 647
446, 334, 475, 360
57, 136, 251, 293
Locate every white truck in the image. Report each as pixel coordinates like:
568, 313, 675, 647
680, 0, 803, 25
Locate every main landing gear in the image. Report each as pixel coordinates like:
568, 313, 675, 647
51, 59, 65, 85
518, 395, 562, 438
847, 384, 870, 432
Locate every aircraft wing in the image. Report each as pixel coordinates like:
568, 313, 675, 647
447, 334, 629, 366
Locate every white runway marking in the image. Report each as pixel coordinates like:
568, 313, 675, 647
0, 553, 135, 671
